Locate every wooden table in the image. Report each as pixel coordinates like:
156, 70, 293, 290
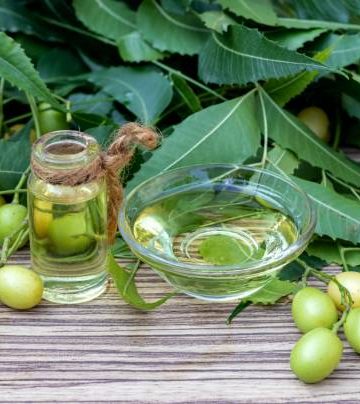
1, 250, 359, 403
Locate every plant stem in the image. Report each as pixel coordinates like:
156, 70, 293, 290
257, 86, 269, 168
337, 241, 349, 272
0, 236, 10, 265
26, 93, 41, 139
300, 266, 311, 288
332, 108, 341, 150
4, 112, 33, 125
152, 61, 226, 101
321, 170, 328, 186
326, 172, 360, 196
0, 219, 28, 267
0, 78, 4, 138
12, 166, 30, 204
0, 189, 27, 196
6, 227, 29, 258
37, 16, 116, 45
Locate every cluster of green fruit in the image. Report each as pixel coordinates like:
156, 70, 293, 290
0, 200, 44, 310
290, 271, 360, 383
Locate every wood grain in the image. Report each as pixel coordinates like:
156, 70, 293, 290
1, 251, 359, 403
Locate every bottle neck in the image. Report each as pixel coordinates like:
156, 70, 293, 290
32, 130, 100, 171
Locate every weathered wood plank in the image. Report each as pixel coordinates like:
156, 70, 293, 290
0, 251, 359, 403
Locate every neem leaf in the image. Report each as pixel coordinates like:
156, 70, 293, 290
137, 0, 209, 55
127, 89, 260, 191
69, 92, 113, 115
316, 33, 360, 68
0, 122, 31, 191
73, 0, 136, 40
198, 25, 330, 85
117, 32, 164, 62
276, 17, 360, 31
264, 47, 331, 106
198, 11, 236, 33
278, 261, 305, 282
88, 66, 173, 124
171, 74, 202, 113
108, 254, 175, 311
292, 0, 350, 23
0, 0, 60, 40
228, 277, 299, 322
266, 145, 299, 175
243, 278, 299, 305
342, 94, 360, 120
37, 48, 87, 81
227, 301, 252, 324
266, 28, 326, 51
0, 32, 61, 108
199, 235, 257, 265
258, 87, 360, 187
307, 239, 360, 267
300, 251, 327, 269
219, 0, 278, 26
292, 177, 360, 243
87, 125, 117, 147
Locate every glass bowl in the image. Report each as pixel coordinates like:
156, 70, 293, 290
119, 164, 316, 302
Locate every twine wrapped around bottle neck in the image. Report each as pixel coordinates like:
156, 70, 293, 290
31, 123, 159, 244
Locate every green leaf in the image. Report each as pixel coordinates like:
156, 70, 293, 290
227, 301, 251, 324
0, 123, 31, 191
0, 0, 60, 40
266, 145, 299, 175
107, 254, 175, 311
137, 0, 209, 55
0, 32, 61, 108
293, 0, 349, 23
277, 17, 360, 31
117, 32, 164, 62
246, 278, 299, 304
342, 94, 360, 120
198, 11, 236, 33
72, 112, 113, 131
258, 88, 360, 187
301, 251, 328, 269
37, 48, 87, 81
161, 0, 191, 14
69, 92, 113, 115
278, 252, 326, 281
292, 177, 360, 243
266, 148, 360, 243
314, 33, 360, 68
278, 261, 305, 282
264, 47, 331, 106
111, 237, 136, 259
88, 66, 173, 124
127, 89, 260, 190
73, 0, 136, 40
87, 125, 117, 147
308, 239, 360, 266
219, 0, 278, 25
266, 28, 326, 51
171, 74, 202, 113
198, 25, 329, 85
199, 235, 263, 265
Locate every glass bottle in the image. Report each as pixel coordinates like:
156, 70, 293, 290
28, 131, 108, 303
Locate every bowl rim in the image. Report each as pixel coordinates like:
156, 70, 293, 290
119, 163, 316, 276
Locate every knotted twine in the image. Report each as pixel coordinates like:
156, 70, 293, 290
31, 123, 159, 244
